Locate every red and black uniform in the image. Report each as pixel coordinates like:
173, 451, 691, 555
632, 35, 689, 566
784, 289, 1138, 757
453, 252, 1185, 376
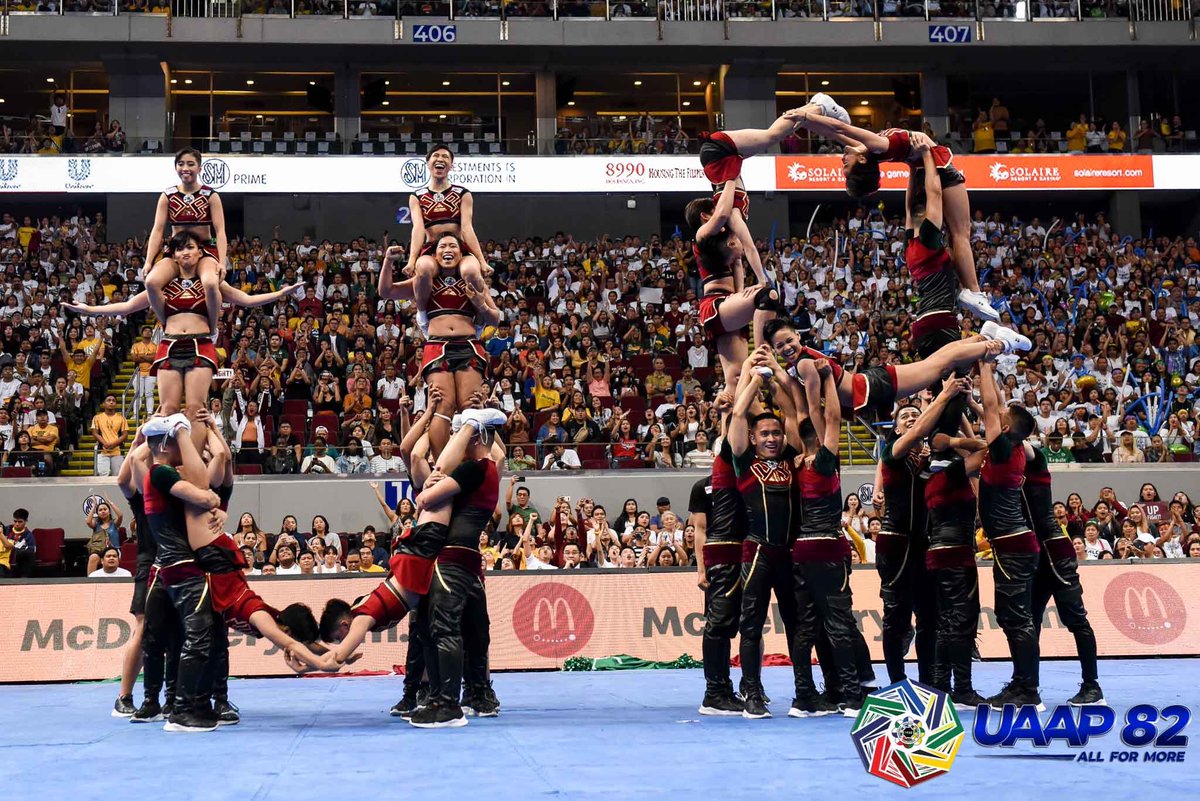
906, 220, 966, 438
424, 458, 499, 705
414, 184, 469, 256
981, 434, 1041, 689
144, 464, 214, 716
419, 273, 491, 379
878, 129, 965, 189
164, 185, 221, 263
151, 278, 220, 374
694, 237, 736, 340
732, 443, 800, 692
689, 438, 747, 697
1024, 446, 1098, 683
791, 345, 899, 422
875, 438, 937, 684
130, 489, 180, 710
924, 458, 981, 695
789, 446, 862, 702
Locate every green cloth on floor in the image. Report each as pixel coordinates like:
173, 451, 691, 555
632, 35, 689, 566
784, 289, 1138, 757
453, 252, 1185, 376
563, 654, 702, 672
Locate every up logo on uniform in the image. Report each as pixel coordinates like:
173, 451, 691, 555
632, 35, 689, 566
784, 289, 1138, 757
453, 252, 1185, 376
512, 583, 594, 659
401, 158, 428, 189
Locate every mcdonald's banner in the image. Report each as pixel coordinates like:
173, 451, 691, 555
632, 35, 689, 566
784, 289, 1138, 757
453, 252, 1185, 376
0, 562, 1195, 682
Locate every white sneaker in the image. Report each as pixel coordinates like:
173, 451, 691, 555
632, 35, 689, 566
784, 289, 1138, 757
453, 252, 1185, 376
450, 414, 464, 433
140, 417, 172, 438
810, 92, 851, 125
981, 321, 1032, 353
462, 408, 508, 431
958, 289, 1000, 322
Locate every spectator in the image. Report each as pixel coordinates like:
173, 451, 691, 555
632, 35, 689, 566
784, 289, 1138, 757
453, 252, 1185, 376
87, 546, 130, 578
265, 434, 299, 474
359, 545, 385, 573
84, 496, 122, 575
301, 436, 338, 474
316, 549, 344, 574
1107, 121, 1127, 153
336, 438, 371, 474
536, 411, 567, 445
361, 528, 388, 565
3, 508, 36, 577
233, 400, 266, 466
274, 543, 301, 575
506, 476, 541, 522
542, 443, 581, 470
48, 93, 69, 136
88, 393, 127, 477
1112, 430, 1145, 463
344, 550, 362, 572
298, 552, 317, 575
505, 445, 537, 472
28, 409, 60, 474
368, 437, 404, 473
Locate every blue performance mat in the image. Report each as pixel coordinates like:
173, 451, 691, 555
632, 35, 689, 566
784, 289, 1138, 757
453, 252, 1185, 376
1, 659, 1194, 800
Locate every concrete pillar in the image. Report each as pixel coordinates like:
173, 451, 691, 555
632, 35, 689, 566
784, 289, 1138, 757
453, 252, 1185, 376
534, 70, 557, 156
1109, 191, 1143, 239
1126, 68, 1141, 144
104, 56, 168, 148
921, 70, 949, 141
334, 66, 361, 143
719, 62, 779, 135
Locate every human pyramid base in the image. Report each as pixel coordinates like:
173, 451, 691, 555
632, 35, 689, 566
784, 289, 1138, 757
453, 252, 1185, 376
87, 94, 1100, 734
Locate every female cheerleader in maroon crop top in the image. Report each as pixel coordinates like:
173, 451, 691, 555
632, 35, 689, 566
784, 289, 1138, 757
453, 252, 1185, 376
65, 231, 299, 452
683, 181, 780, 394
788, 103, 999, 324
144, 148, 228, 338
405, 146, 490, 334
379, 233, 501, 456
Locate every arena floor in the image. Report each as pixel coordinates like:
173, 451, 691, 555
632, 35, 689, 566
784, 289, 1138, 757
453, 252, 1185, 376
3, 660, 1194, 800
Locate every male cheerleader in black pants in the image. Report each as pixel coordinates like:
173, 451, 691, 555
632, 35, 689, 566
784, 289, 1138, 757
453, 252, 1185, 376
1023, 442, 1105, 706
871, 379, 972, 686
977, 360, 1044, 710
689, 418, 748, 716
789, 358, 866, 718
727, 350, 802, 720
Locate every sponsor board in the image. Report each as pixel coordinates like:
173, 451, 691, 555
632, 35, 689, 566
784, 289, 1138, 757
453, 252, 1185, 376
0, 153, 1169, 194
0, 562, 1195, 682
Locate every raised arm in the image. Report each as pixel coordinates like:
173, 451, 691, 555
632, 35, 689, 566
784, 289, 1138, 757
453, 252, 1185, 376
893, 380, 968, 458
695, 180, 738, 242
404, 196, 425, 274
979, 361, 1002, 444
818, 361, 842, 454
369, 481, 400, 524
144, 194, 169, 266
919, 147, 943, 230
727, 355, 765, 456
379, 245, 414, 301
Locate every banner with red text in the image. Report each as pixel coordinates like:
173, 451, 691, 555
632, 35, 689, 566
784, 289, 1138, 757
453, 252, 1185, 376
0, 153, 1179, 194
0, 563, 1194, 682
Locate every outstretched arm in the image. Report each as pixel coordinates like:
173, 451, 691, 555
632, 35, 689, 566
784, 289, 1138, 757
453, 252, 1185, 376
220, 281, 303, 309
788, 105, 891, 152
919, 147, 943, 230
727, 354, 765, 456
819, 362, 842, 455
63, 292, 151, 317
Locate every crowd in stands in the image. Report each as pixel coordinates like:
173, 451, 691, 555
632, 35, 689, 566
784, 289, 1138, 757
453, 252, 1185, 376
2, 197, 1200, 574
955, 96, 1191, 156
3, 201, 1200, 479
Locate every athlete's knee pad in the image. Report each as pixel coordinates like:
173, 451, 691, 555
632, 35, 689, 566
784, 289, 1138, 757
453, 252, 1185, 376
753, 285, 780, 312
353, 582, 410, 630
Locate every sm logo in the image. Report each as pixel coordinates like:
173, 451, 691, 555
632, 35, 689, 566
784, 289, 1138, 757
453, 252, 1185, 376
512, 583, 595, 659
1103, 572, 1186, 646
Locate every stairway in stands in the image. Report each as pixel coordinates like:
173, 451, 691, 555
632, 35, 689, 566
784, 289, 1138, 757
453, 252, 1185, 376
61, 355, 141, 477
839, 421, 878, 466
